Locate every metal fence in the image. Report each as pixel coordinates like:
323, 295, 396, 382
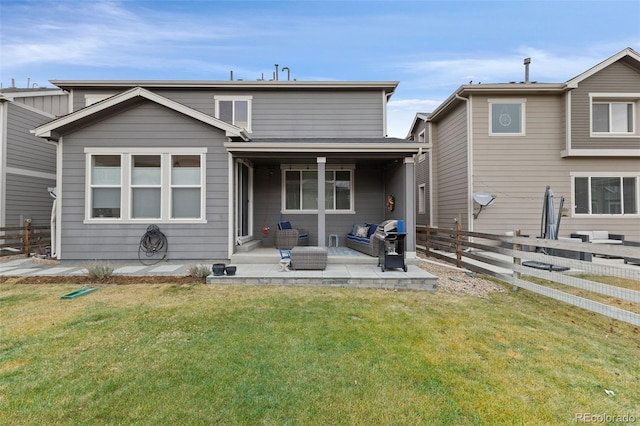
0, 221, 51, 258
417, 224, 640, 326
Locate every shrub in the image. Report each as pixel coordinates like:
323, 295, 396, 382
188, 264, 211, 279
84, 261, 115, 281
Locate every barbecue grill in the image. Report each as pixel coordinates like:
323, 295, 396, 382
375, 220, 407, 272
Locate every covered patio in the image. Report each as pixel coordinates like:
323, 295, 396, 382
226, 137, 427, 260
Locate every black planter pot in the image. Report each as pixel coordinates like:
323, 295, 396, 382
225, 266, 236, 276
212, 263, 226, 276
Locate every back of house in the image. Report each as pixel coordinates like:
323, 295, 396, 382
34, 76, 427, 260
410, 48, 640, 243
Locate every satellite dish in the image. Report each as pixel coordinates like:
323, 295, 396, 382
473, 192, 496, 207
473, 192, 496, 219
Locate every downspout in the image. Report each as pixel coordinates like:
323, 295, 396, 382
455, 93, 473, 233
228, 152, 234, 259
41, 136, 62, 258
0, 98, 7, 229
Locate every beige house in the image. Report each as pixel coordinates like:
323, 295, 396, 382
409, 47, 640, 242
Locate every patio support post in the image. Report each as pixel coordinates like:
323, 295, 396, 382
317, 157, 326, 247
404, 157, 416, 257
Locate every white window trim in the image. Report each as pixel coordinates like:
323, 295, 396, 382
570, 171, 640, 217
418, 129, 426, 142
85, 93, 115, 106
214, 95, 253, 133
280, 164, 356, 214
589, 93, 639, 137
488, 98, 526, 136
84, 147, 207, 224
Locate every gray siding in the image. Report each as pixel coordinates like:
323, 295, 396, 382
6, 103, 57, 174
5, 173, 55, 228
571, 61, 640, 150
433, 102, 468, 230
472, 94, 566, 237
71, 88, 386, 138
59, 100, 230, 260
471, 92, 640, 242
13, 93, 68, 116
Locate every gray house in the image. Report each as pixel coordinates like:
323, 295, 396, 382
408, 47, 640, 242
34, 80, 427, 261
0, 87, 67, 238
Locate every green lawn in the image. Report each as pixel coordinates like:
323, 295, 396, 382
1, 282, 638, 425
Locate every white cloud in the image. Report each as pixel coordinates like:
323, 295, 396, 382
387, 98, 442, 138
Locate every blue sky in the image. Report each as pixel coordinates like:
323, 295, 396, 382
1, 0, 639, 137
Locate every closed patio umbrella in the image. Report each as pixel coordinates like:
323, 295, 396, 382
542, 185, 557, 240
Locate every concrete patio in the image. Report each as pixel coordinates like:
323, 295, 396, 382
0, 247, 439, 291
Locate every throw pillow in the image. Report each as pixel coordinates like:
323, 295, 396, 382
355, 225, 370, 238
352, 223, 365, 235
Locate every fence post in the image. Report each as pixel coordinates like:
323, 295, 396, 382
23, 220, 31, 258
512, 229, 521, 291
425, 225, 431, 254
455, 221, 463, 268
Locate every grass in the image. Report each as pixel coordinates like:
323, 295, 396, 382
1, 282, 639, 425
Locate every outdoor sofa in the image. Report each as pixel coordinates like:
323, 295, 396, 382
623, 240, 640, 265
570, 231, 624, 245
346, 223, 380, 257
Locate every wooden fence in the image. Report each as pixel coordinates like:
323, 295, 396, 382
417, 224, 640, 327
0, 221, 51, 258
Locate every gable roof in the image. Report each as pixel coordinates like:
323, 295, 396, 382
406, 113, 431, 139
33, 86, 250, 141
420, 47, 640, 126
566, 47, 640, 88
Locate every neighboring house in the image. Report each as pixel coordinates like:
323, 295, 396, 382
0, 87, 68, 237
408, 47, 640, 242
34, 79, 428, 261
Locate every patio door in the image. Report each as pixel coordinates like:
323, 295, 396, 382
236, 160, 253, 243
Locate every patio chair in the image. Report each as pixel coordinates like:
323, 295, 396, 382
278, 248, 292, 271
276, 221, 309, 249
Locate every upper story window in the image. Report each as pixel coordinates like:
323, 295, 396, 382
282, 165, 354, 213
85, 94, 114, 106
489, 99, 526, 135
592, 101, 635, 135
214, 95, 252, 132
573, 174, 638, 215
85, 148, 206, 223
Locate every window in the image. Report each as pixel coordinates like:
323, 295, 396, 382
131, 155, 161, 219
283, 166, 354, 212
86, 148, 206, 222
215, 96, 252, 132
489, 99, 525, 135
592, 102, 634, 134
90, 155, 121, 218
573, 175, 638, 215
85, 94, 114, 106
418, 184, 426, 213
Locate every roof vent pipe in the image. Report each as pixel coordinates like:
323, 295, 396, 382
230, 70, 234, 81
524, 57, 531, 83
274, 64, 279, 81
282, 66, 290, 81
